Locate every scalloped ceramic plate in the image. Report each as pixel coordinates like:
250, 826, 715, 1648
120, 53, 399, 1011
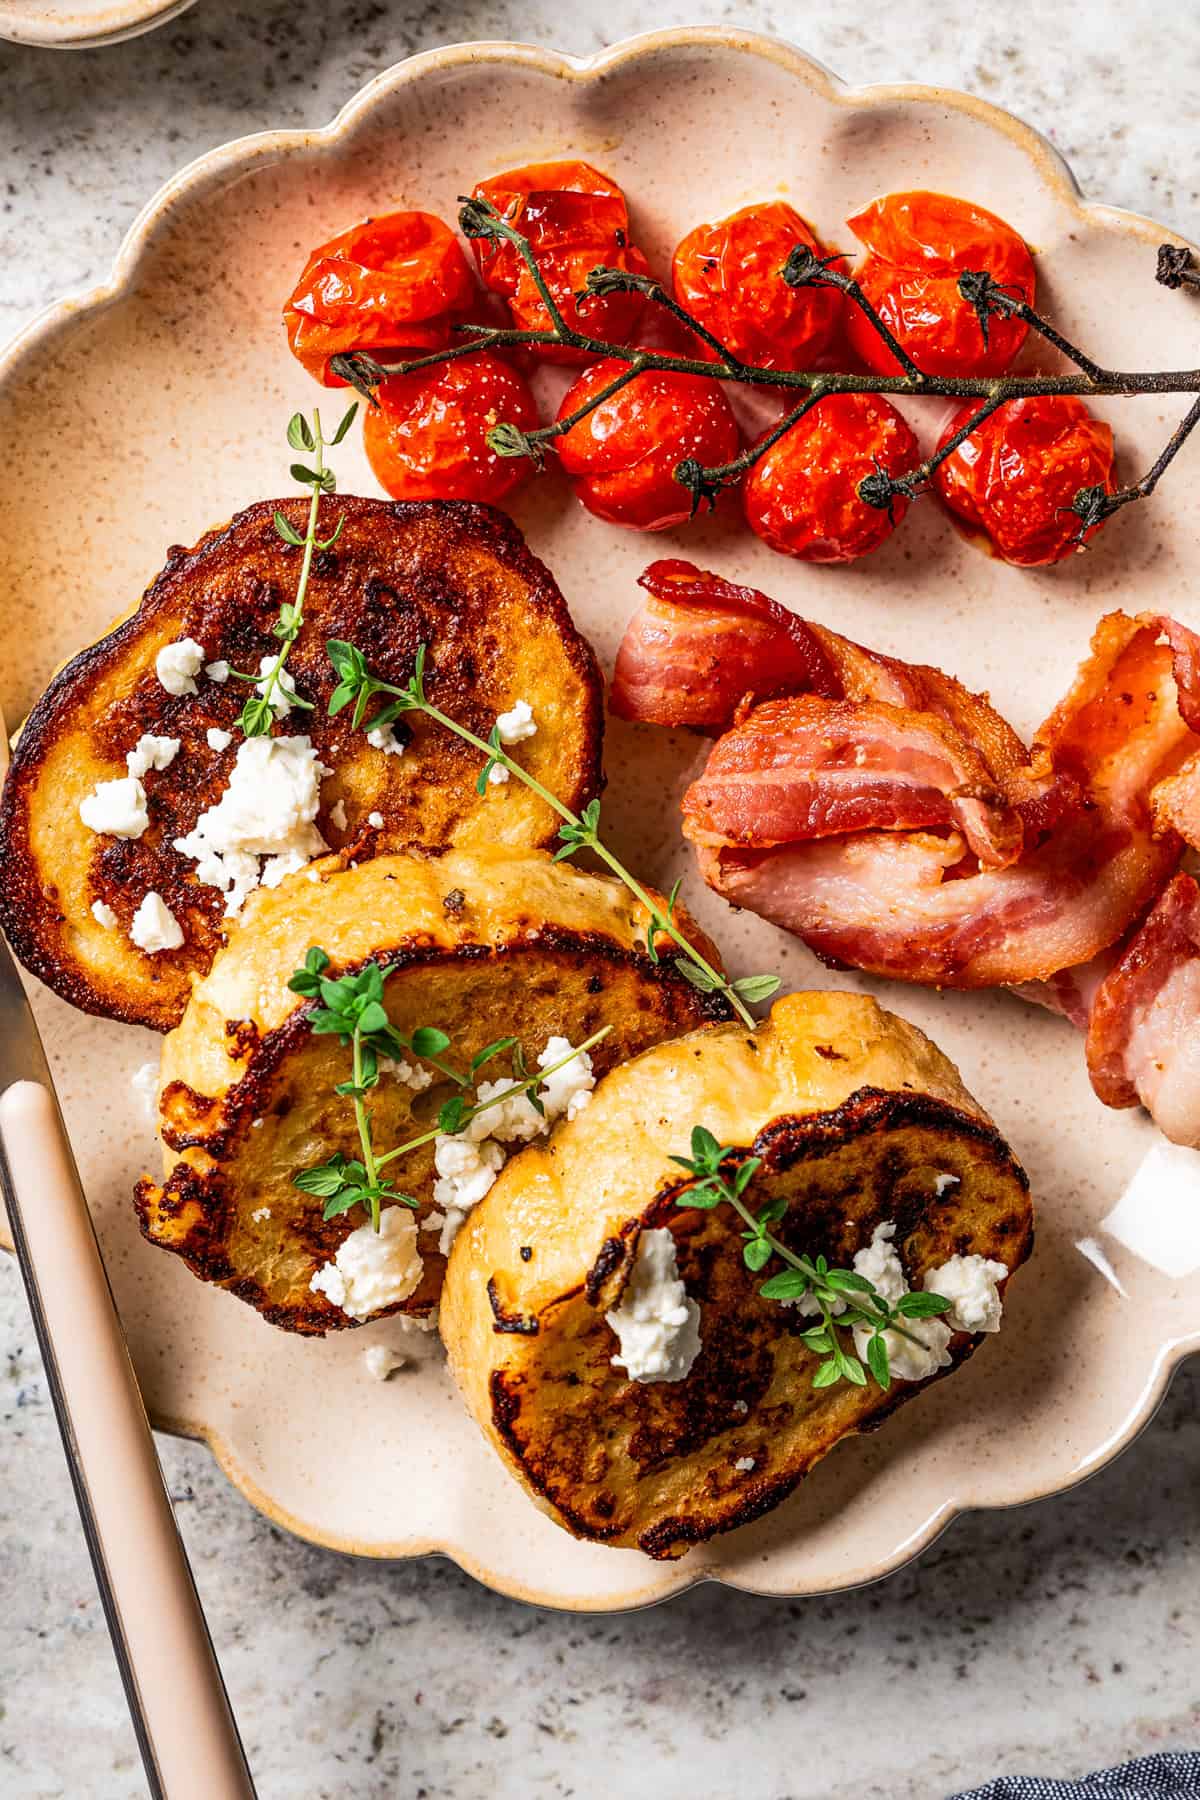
0, 0, 194, 48
1, 29, 1198, 1610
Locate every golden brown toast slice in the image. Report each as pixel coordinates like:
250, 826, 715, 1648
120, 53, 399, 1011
0, 498, 602, 1030
440, 991, 1033, 1558
134, 846, 730, 1331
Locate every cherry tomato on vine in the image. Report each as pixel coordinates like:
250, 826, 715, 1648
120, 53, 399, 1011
555, 356, 740, 531
672, 202, 844, 371
845, 191, 1036, 378
933, 396, 1116, 566
743, 391, 919, 563
284, 211, 478, 386
468, 160, 652, 363
362, 352, 539, 505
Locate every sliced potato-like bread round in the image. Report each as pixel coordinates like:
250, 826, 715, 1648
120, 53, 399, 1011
134, 845, 730, 1332
0, 497, 602, 1030
441, 991, 1033, 1559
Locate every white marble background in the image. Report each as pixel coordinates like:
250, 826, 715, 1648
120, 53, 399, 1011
1, 3, 1198, 1796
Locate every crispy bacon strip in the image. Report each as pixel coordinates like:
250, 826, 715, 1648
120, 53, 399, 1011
692, 613, 1199, 987
683, 694, 1024, 869
1084, 873, 1200, 1145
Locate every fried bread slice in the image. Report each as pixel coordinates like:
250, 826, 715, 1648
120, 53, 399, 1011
0, 498, 602, 1029
441, 991, 1033, 1558
134, 846, 730, 1331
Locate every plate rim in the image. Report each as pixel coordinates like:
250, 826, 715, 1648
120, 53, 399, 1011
0, 0, 195, 49
2, 24, 1197, 1608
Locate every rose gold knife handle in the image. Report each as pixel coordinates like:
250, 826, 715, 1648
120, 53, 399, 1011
0, 1081, 255, 1800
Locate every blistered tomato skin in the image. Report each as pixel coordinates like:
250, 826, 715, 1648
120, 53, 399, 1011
845, 191, 1036, 379
362, 353, 540, 505
283, 211, 478, 386
933, 397, 1116, 566
469, 160, 651, 363
743, 391, 920, 564
556, 358, 741, 532
672, 202, 844, 371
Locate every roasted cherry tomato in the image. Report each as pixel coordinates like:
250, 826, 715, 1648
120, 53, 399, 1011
845, 191, 1036, 378
672, 202, 843, 371
469, 160, 651, 363
743, 391, 919, 563
362, 352, 539, 505
284, 211, 477, 386
933, 396, 1116, 566
555, 356, 740, 531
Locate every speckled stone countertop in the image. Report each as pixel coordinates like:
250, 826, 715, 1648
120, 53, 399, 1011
1, 4, 1198, 1796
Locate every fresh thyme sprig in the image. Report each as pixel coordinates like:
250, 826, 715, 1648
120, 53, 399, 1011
323, 638, 779, 1029
288, 943, 612, 1230
331, 197, 1200, 543
233, 405, 357, 738
671, 1126, 951, 1392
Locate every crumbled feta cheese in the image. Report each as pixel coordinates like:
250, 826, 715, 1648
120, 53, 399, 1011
934, 1172, 960, 1197
131, 1060, 159, 1119
309, 1207, 423, 1321
849, 1220, 953, 1382
172, 734, 329, 916
155, 637, 205, 697
367, 723, 405, 757
606, 1229, 701, 1383
130, 891, 184, 954
80, 776, 148, 839
206, 727, 233, 752
430, 1136, 505, 1253
733, 1456, 756, 1473
250, 1206, 272, 1223
125, 734, 180, 779
378, 1056, 434, 1092
923, 1254, 1008, 1334
368, 811, 384, 829
91, 900, 119, 931
255, 655, 299, 718
495, 700, 537, 745
205, 660, 230, 684
852, 1220, 908, 1306
330, 798, 348, 833
486, 763, 509, 786
467, 1078, 546, 1145
363, 1344, 407, 1381
536, 1035, 595, 1122
732, 1399, 749, 1416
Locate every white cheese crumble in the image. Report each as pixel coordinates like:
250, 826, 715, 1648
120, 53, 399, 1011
79, 776, 148, 839
934, 1172, 961, 1197
923, 1254, 1008, 1334
733, 1456, 756, 1473
205, 660, 230, 684
428, 1138, 505, 1254
155, 637, 206, 697
130, 891, 184, 954
309, 1206, 423, 1321
125, 734, 180, 779
172, 734, 329, 916
330, 798, 348, 833
255, 654, 299, 718
250, 1206, 272, 1223
495, 700, 537, 745
536, 1035, 595, 1121
732, 1399, 749, 1415
363, 1344, 407, 1381
378, 1055, 434, 1092
206, 727, 233, 752
487, 763, 509, 786
367, 723, 405, 757
850, 1221, 952, 1382
606, 1228, 702, 1384
368, 811, 384, 829
131, 1060, 159, 1120
91, 900, 119, 930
